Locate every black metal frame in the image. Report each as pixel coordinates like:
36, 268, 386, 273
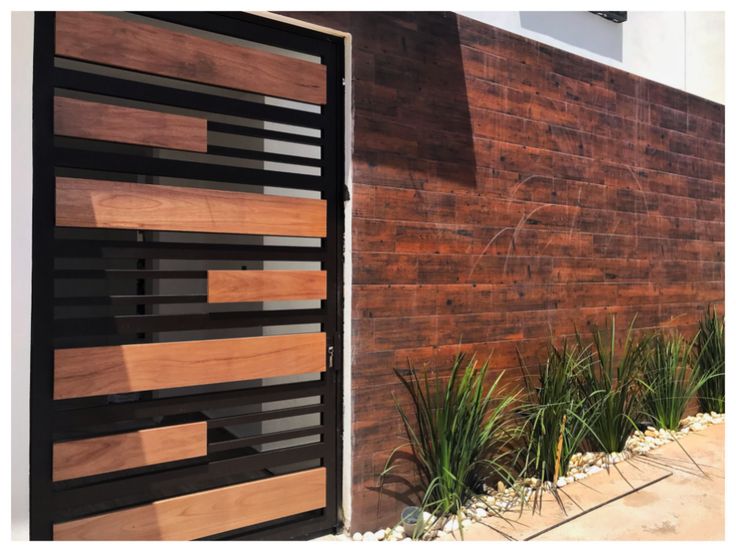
30, 11, 345, 540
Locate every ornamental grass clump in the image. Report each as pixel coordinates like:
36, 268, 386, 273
381, 353, 521, 539
695, 306, 725, 413
639, 332, 710, 431
520, 340, 595, 485
575, 318, 650, 454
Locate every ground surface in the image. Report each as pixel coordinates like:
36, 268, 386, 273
318, 421, 724, 541
453, 421, 725, 541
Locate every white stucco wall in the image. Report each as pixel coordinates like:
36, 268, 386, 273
11, 10, 34, 542
460, 11, 725, 104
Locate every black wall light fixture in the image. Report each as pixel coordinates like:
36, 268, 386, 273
591, 12, 628, 23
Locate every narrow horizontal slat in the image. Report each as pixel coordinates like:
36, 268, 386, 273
53, 238, 324, 261
54, 333, 326, 399
209, 121, 322, 146
208, 270, 327, 303
208, 425, 324, 454
56, 12, 327, 104
207, 404, 324, 429
54, 380, 326, 430
54, 147, 324, 191
54, 269, 206, 279
207, 145, 322, 168
53, 422, 207, 482
53, 68, 324, 130
54, 294, 207, 307
54, 467, 327, 540
54, 96, 207, 152
53, 309, 326, 338
56, 178, 327, 238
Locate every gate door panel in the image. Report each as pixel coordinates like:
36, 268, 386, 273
30, 11, 343, 540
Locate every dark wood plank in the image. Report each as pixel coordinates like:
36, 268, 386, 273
56, 12, 326, 104
54, 96, 207, 152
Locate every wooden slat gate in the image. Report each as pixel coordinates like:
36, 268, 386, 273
30, 12, 344, 540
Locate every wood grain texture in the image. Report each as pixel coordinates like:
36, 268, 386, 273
54, 96, 207, 152
208, 270, 327, 303
53, 467, 327, 540
55, 178, 327, 237
280, 12, 725, 532
53, 423, 207, 482
54, 333, 326, 400
55, 11, 326, 104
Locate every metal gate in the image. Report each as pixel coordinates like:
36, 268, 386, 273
30, 11, 344, 540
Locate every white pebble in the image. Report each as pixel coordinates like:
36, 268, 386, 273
442, 518, 459, 533
475, 507, 488, 518
363, 531, 376, 541
375, 529, 386, 541
556, 477, 567, 488
352, 532, 362, 541
585, 466, 602, 475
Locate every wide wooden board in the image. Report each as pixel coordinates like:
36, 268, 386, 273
54, 467, 327, 540
55, 178, 327, 237
56, 12, 326, 104
54, 333, 326, 399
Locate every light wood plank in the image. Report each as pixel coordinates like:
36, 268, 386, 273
208, 270, 327, 303
56, 12, 326, 104
54, 467, 326, 540
54, 96, 207, 152
53, 422, 207, 482
54, 333, 326, 400
55, 178, 327, 237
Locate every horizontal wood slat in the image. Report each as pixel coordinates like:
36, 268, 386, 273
53, 422, 207, 482
53, 467, 327, 540
208, 270, 328, 303
54, 333, 326, 400
55, 12, 327, 104
54, 96, 207, 152
55, 178, 327, 237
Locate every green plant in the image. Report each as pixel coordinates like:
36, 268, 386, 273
575, 317, 650, 454
380, 353, 521, 538
695, 306, 725, 413
520, 340, 595, 484
640, 332, 710, 430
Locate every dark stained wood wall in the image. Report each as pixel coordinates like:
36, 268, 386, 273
283, 11, 725, 532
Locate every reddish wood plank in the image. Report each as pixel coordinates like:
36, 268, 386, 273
55, 178, 327, 237
55, 12, 326, 104
54, 96, 207, 151
53, 423, 207, 482
208, 270, 327, 303
54, 468, 327, 540
54, 333, 326, 399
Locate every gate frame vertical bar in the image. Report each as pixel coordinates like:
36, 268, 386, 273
29, 11, 56, 541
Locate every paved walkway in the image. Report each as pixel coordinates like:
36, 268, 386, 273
535, 422, 724, 540
453, 422, 724, 541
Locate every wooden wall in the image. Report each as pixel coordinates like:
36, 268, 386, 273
283, 11, 725, 531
